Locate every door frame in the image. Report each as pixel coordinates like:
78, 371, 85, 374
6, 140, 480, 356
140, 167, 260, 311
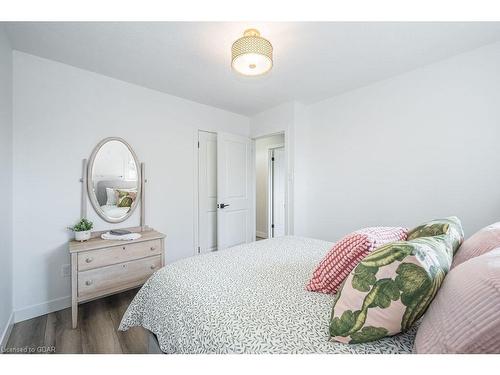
193, 129, 201, 255
252, 131, 290, 240
267, 145, 285, 238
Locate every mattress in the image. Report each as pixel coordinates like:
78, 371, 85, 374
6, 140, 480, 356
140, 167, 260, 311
119, 236, 417, 354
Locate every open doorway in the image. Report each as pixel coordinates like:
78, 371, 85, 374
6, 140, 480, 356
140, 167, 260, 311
255, 133, 285, 240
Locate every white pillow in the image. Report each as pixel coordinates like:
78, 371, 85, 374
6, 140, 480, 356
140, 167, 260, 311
106, 188, 117, 205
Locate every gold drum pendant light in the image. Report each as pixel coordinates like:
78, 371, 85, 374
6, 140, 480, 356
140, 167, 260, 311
231, 28, 273, 76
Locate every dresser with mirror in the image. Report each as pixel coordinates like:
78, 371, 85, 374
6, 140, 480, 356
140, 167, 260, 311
69, 137, 165, 329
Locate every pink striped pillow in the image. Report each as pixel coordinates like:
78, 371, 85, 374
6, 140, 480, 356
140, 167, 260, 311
415, 249, 500, 353
452, 222, 500, 268
306, 227, 408, 294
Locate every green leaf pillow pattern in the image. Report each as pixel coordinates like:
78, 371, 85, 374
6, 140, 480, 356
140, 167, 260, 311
407, 216, 464, 254
329, 231, 459, 344
116, 189, 137, 208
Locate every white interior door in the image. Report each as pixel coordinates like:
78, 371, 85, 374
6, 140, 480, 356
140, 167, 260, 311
217, 132, 253, 250
198, 131, 217, 253
271, 147, 286, 237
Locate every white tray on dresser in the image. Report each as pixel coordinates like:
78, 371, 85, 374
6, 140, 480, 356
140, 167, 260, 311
69, 229, 165, 328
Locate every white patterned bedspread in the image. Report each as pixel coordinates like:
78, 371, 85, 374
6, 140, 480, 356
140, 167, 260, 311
119, 236, 417, 353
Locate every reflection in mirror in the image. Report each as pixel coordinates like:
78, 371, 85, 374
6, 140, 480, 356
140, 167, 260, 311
88, 138, 140, 223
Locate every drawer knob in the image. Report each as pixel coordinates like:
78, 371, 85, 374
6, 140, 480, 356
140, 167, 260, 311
122, 246, 126, 250
150, 265, 156, 270
150, 246, 156, 251
85, 280, 93, 286
85, 257, 93, 263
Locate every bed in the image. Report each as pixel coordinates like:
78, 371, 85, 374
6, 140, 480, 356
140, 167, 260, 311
119, 236, 418, 354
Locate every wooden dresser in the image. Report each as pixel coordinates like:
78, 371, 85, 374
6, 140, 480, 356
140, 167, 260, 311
69, 229, 165, 328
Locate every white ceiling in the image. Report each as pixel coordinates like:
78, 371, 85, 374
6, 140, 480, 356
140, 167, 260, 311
5, 22, 500, 115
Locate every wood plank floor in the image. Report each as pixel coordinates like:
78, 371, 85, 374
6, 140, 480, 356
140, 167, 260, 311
4, 288, 148, 354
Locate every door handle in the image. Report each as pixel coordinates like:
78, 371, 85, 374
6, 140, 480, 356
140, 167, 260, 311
218, 203, 230, 209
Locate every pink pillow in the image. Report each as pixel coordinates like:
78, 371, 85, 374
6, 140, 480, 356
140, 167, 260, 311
306, 227, 408, 294
452, 222, 500, 268
415, 249, 500, 353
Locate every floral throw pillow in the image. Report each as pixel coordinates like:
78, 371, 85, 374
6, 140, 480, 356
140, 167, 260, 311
116, 189, 137, 208
407, 216, 464, 254
329, 219, 463, 344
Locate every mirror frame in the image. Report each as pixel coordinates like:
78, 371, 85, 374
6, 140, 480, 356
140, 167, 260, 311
87, 137, 142, 223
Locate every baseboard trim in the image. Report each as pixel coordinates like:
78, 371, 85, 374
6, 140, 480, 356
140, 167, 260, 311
0, 311, 14, 352
14, 296, 71, 324
256, 231, 268, 239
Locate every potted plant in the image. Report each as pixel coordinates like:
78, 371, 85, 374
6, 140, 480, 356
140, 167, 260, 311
68, 218, 94, 242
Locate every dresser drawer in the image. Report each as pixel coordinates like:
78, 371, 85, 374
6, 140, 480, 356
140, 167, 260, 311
77, 239, 162, 271
78, 255, 161, 299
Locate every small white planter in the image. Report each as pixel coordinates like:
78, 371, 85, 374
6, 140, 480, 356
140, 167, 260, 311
74, 230, 91, 242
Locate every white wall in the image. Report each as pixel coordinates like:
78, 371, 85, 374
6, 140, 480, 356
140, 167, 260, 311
0, 26, 13, 347
255, 134, 284, 238
294, 42, 500, 242
12, 52, 249, 321
250, 102, 295, 139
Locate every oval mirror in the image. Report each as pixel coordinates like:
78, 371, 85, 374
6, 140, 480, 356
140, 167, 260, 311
87, 137, 141, 223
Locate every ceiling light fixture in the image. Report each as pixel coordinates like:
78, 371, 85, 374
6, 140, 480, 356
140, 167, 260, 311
231, 29, 273, 76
